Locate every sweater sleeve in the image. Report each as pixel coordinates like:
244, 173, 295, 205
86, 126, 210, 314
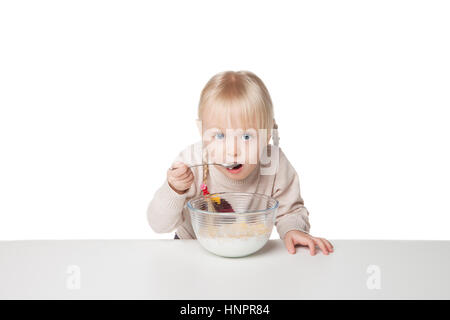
146, 147, 197, 233
272, 148, 311, 240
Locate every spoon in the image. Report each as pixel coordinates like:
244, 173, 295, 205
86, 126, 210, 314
169, 163, 240, 170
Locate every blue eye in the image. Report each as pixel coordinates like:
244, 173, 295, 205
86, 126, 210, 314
241, 133, 252, 141
215, 132, 225, 140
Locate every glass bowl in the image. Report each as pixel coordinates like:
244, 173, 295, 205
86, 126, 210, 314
187, 192, 279, 258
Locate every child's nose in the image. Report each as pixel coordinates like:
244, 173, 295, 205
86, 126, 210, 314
226, 146, 238, 159
226, 137, 242, 159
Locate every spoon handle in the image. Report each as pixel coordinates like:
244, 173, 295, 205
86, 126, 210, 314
169, 163, 220, 170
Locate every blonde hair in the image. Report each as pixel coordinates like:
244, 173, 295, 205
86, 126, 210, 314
198, 70, 275, 131
197, 70, 279, 187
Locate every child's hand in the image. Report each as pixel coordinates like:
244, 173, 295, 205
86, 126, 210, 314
167, 161, 194, 195
284, 230, 334, 256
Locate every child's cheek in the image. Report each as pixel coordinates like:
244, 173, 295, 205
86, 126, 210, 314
205, 140, 226, 163
248, 137, 261, 165
239, 136, 262, 165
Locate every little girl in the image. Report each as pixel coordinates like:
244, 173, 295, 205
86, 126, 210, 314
147, 70, 333, 255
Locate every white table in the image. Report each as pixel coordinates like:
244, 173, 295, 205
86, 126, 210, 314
0, 239, 449, 299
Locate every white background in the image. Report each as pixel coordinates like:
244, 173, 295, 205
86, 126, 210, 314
0, 1, 449, 241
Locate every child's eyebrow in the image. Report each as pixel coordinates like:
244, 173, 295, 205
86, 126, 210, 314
204, 127, 223, 133
204, 124, 257, 133
205, 125, 227, 130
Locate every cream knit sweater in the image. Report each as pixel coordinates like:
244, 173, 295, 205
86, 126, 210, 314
147, 141, 311, 240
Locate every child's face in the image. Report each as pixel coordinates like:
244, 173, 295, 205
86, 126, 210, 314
201, 111, 270, 181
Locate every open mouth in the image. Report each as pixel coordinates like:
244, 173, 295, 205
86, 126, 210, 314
223, 163, 243, 173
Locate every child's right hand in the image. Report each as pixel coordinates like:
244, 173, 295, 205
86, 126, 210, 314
167, 161, 194, 195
